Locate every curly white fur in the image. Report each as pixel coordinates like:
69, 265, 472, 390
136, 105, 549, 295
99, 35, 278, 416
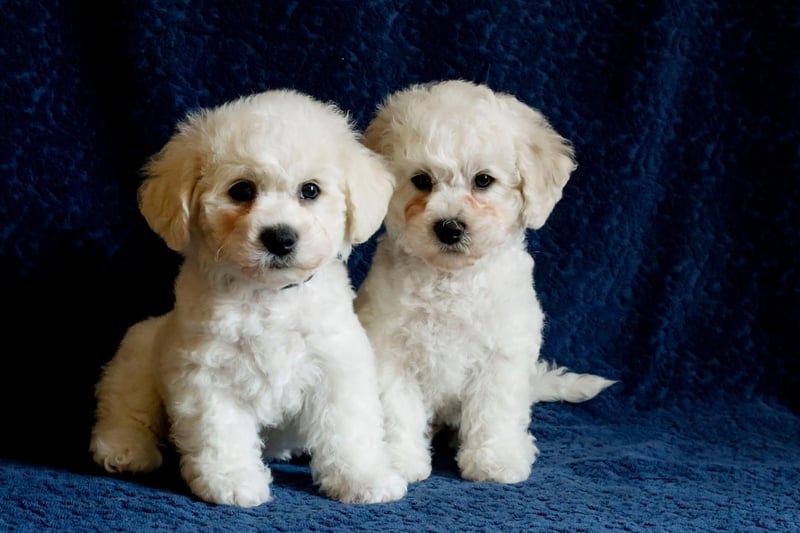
355, 80, 615, 484
90, 89, 406, 506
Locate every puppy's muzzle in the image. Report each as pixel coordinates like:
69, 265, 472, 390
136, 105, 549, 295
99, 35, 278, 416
260, 224, 298, 257
433, 218, 466, 245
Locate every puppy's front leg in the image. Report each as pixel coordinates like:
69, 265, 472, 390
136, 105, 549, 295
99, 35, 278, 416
456, 358, 539, 484
167, 389, 272, 507
301, 333, 407, 503
378, 364, 433, 482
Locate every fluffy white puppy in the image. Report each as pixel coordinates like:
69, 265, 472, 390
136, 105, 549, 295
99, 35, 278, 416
355, 80, 614, 484
90, 89, 407, 506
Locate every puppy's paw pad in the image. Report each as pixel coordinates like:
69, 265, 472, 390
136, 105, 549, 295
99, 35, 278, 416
91, 426, 162, 473
187, 464, 273, 507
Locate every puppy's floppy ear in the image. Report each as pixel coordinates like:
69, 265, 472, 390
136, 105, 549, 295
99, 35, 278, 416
361, 105, 394, 159
501, 95, 577, 229
343, 141, 396, 244
138, 116, 204, 252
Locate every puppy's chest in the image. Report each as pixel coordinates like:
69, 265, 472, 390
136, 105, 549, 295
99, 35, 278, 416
403, 277, 495, 365
397, 267, 540, 390
202, 299, 319, 388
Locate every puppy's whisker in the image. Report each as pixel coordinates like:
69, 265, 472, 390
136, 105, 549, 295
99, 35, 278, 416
216, 230, 239, 264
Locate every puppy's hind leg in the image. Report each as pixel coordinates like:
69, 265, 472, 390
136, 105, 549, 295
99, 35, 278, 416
90, 315, 167, 473
529, 360, 616, 404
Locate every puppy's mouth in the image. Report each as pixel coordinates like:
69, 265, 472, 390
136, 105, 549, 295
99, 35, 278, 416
423, 249, 480, 270
437, 240, 471, 254
244, 259, 320, 290
266, 255, 295, 270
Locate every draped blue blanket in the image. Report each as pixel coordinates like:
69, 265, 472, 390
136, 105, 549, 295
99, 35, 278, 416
1, 1, 798, 531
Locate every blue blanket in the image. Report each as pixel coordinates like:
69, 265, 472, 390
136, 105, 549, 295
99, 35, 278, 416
1, 1, 798, 531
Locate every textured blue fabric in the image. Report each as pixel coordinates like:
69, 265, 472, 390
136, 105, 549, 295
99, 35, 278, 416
1, 1, 798, 531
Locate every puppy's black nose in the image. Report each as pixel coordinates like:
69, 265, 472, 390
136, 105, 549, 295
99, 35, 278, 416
433, 218, 466, 245
260, 225, 298, 257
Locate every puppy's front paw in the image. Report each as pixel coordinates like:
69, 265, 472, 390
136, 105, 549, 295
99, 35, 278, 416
390, 445, 432, 482
457, 437, 539, 484
183, 461, 273, 507
90, 425, 163, 473
320, 469, 407, 504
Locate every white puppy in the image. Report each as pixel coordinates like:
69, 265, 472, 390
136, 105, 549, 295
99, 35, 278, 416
90, 89, 407, 506
355, 80, 614, 484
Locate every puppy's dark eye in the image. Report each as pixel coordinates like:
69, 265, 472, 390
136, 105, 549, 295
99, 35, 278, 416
473, 173, 495, 190
299, 182, 320, 200
228, 180, 257, 202
411, 173, 433, 191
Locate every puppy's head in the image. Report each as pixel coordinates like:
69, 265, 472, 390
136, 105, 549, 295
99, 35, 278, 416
139, 90, 394, 289
364, 80, 575, 270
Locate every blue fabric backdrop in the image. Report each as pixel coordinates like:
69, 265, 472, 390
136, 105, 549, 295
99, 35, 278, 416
1, 1, 798, 531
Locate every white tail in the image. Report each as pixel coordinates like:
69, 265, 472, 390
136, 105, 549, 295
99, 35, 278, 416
530, 360, 616, 403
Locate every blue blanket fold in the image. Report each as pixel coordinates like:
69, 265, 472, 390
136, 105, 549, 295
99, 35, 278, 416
1, 1, 797, 531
